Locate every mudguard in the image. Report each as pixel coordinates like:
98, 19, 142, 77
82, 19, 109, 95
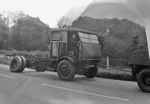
55, 56, 77, 70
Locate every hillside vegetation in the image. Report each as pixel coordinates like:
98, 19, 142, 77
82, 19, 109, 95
0, 12, 51, 51
72, 16, 147, 67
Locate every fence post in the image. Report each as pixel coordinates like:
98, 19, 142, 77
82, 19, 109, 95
107, 56, 110, 70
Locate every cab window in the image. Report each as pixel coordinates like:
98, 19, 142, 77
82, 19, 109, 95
52, 31, 60, 40
78, 32, 99, 44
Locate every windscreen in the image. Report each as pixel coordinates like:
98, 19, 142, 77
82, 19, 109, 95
78, 32, 99, 44
81, 43, 102, 59
78, 32, 101, 59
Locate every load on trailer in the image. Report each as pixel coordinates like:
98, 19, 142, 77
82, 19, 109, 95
10, 28, 102, 80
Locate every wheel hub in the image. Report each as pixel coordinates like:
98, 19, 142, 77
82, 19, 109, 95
62, 66, 67, 72
61, 65, 70, 76
13, 64, 17, 68
145, 77, 150, 85
12, 60, 17, 69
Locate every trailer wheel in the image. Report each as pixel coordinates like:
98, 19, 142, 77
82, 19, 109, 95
57, 60, 76, 81
10, 56, 24, 72
137, 69, 150, 92
83, 66, 98, 78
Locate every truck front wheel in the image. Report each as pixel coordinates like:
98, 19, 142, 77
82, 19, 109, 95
57, 60, 76, 81
137, 69, 150, 92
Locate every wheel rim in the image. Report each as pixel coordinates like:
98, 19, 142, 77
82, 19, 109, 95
11, 60, 18, 70
60, 64, 70, 76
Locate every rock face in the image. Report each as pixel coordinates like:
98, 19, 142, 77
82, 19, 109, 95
72, 16, 147, 67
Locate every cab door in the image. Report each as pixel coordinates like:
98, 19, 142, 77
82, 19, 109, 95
49, 31, 60, 59
49, 31, 67, 59
51, 41, 59, 59
58, 31, 67, 57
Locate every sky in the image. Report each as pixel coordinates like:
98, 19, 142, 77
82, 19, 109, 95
0, 0, 148, 28
0, 0, 127, 27
0, 0, 92, 27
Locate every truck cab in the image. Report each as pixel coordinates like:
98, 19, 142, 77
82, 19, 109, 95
49, 28, 102, 80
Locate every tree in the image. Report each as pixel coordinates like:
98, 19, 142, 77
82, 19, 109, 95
57, 17, 72, 28
0, 10, 26, 27
11, 15, 51, 51
0, 14, 10, 49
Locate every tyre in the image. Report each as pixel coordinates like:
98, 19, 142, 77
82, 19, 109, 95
20, 56, 26, 71
137, 69, 150, 92
10, 56, 24, 72
83, 66, 98, 78
57, 60, 76, 81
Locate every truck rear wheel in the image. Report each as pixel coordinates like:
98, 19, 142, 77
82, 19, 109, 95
137, 69, 150, 92
57, 60, 76, 81
20, 56, 26, 71
10, 56, 24, 72
83, 66, 98, 78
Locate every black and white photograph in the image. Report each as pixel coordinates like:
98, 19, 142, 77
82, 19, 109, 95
0, 0, 149, 104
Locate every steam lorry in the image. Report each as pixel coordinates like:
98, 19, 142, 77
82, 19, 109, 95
10, 28, 102, 81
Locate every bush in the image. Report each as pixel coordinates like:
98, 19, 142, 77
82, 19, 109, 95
11, 16, 51, 51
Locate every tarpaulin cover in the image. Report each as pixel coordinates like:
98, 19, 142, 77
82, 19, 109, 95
81, 43, 102, 59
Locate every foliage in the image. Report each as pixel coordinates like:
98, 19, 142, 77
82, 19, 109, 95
1, 10, 26, 27
0, 15, 10, 49
11, 15, 51, 51
72, 16, 146, 59
57, 16, 72, 28
0, 11, 51, 51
